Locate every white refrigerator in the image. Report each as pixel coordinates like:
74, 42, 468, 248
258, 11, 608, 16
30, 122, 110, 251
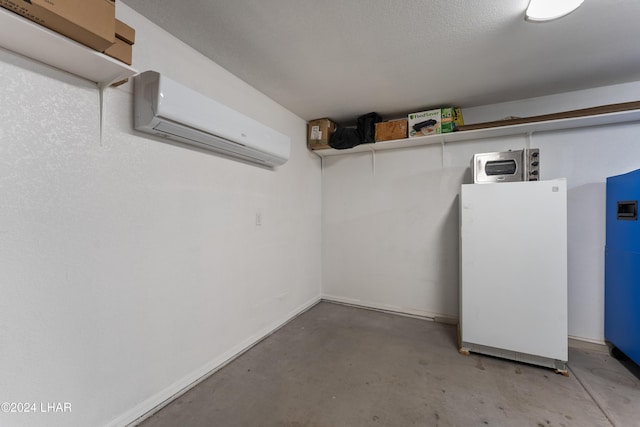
459, 179, 568, 371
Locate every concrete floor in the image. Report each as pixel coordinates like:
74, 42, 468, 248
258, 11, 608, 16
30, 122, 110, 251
139, 302, 640, 427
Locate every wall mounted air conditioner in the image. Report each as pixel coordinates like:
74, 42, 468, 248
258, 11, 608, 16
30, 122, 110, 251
133, 71, 290, 167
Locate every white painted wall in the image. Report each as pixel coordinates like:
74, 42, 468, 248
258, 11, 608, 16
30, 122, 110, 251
535, 124, 640, 342
1, 3, 638, 425
322, 82, 640, 341
0, 4, 321, 427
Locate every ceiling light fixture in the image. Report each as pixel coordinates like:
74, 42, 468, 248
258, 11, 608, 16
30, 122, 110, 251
525, 0, 584, 22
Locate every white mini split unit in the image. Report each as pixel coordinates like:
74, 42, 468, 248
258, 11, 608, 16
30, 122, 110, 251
133, 71, 290, 167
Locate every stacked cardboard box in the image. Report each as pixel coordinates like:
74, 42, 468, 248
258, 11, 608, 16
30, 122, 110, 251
0, 0, 136, 69
104, 18, 135, 65
0, 0, 116, 51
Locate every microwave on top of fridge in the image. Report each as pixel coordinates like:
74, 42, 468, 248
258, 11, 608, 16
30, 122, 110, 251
472, 148, 540, 184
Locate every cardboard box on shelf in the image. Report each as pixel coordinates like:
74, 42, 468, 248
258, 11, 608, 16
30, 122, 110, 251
0, 0, 116, 52
115, 19, 135, 44
453, 107, 464, 127
104, 37, 132, 65
307, 118, 337, 150
105, 19, 135, 65
441, 107, 455, 133
408, 109, 441, 137
375, 119, 408, 142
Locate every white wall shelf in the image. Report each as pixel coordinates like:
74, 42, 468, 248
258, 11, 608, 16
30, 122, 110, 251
313, 107, 640, 158
0, 8, 137, 87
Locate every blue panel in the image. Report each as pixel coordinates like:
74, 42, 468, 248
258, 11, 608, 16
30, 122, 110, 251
605, 168, 640, 366
606, 168, 640, 252
605, 248, 640, 365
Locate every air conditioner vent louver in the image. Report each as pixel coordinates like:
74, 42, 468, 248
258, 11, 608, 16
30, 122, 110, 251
134, 71, 290, 167
152, 121, 269, 164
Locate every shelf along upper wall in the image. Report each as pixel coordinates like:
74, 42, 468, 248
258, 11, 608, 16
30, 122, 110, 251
0, 7, 137, 86
312, 104, 640, 158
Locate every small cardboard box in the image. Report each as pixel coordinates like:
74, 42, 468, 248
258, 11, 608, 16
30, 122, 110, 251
0, 0, 116, 52
105, 19, 135, 65
115, 19, 135, 44
453, 107, 464, 127
104, 37, 132, 65
441, 107, 455, 133
408, 109, 441, 137
307, 118, 337, 150
375, 119, 407, 142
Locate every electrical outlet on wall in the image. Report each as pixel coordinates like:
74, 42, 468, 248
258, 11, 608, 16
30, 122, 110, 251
255, 212, 262, 226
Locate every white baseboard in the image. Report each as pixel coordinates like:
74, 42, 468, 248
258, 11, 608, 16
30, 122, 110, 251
106, 295, 321, 427
568, 335, 608, 352
107, 294, 607, 427
321, 294, 458, 325
322, 295, 607, 348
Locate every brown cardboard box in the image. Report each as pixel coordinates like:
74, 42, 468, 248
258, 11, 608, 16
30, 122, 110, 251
115, 18, 135, 44
111, 78, 129, 87
307, 118, 337, 150
375, 119, 408, 142
0, 0, 116, 52
104, 37, 132, 65
105, 19, 135, 65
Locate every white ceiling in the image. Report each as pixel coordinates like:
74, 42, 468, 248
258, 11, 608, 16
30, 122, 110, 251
124, 0, 640, 124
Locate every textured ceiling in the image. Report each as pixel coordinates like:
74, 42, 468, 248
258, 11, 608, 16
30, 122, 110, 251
124, 0, 640, 124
